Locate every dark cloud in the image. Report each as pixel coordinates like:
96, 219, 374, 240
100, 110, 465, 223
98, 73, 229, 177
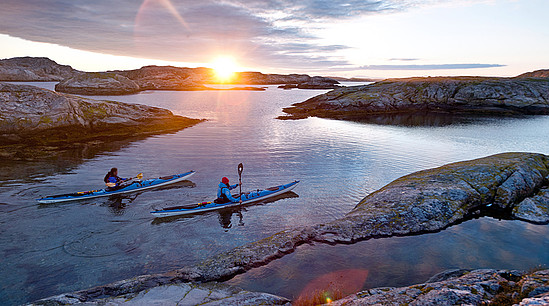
360, 64, 506, 70
0, 0, 441, 70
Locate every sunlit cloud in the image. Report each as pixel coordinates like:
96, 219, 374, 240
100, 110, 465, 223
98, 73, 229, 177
0, 0, 547, 77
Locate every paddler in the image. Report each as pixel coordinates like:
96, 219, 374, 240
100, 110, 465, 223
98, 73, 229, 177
103, 168, 129, 189
215, 177, 242, 204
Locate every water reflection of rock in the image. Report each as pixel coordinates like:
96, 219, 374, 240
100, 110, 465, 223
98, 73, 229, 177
348, 112, 518, 127
0, 135, 157, 186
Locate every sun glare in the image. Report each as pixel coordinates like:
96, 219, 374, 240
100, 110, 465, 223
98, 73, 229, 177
212, 56, 239, 82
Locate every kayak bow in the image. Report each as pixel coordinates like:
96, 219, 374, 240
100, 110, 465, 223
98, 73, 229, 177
151, 180, 299, 217
37, 171, 195, 204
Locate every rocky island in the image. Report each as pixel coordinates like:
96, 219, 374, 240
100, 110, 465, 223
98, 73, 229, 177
33, 152, 549, 305
0, 83, 203, 158
280, 73, 549, 121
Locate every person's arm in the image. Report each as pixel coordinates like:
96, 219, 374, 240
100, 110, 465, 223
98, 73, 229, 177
223, 188, 241, 203
229, 183, 239, 190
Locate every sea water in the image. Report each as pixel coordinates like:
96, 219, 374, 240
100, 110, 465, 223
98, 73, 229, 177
1, 82, 548, 304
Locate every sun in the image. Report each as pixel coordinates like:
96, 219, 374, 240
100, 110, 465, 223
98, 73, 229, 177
211, 56, 239, 83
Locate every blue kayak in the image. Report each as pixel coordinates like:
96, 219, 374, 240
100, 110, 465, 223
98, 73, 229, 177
37, 171, 195, 204
151, 180, 299, 217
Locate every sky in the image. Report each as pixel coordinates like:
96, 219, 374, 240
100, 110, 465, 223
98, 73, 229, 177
1, 0, 548, 78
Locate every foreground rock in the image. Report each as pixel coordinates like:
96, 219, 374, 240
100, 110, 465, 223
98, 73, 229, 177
332, 269, 549, 305
32, 153, 549, 305
0, 83, 203, 154
32, 282, 290, 305
0, 57, 79, 81
32, 269, 549, 305
280, 76, 549, 120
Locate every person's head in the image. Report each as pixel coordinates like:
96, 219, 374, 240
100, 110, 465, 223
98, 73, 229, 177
221, 177, 229, 185
110, 167, 118, 176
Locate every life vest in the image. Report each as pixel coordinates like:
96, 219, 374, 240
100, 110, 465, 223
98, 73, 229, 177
215, 185, 231, 204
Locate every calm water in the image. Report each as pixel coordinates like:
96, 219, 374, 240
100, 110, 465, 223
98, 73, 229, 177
1, 82, 548, 304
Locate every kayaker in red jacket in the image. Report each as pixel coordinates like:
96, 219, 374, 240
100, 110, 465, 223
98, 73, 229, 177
215, 177, 242, 204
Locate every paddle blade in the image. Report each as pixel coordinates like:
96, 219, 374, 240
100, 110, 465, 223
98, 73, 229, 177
238, 163, 243, 176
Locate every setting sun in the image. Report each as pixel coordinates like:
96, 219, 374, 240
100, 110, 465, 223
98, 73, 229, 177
211, 56, 239, 82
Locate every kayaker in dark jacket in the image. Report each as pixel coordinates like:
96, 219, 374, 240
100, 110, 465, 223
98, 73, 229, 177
103, 168, 128, 188
215, 177, 241, 204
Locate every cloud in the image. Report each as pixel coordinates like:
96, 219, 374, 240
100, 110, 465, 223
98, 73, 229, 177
0, 0, 437, 70
360, 63, 506, 70
389, 58, 420, 61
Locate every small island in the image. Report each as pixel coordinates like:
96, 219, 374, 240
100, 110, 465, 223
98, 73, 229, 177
280, 73, 549, 121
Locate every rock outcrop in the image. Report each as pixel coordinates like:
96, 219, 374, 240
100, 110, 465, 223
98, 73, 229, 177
0, 57, 78, 81
32, 268, 549, 305
54, 72, 140, 95
332, 269, 549, 305
0, 83, 203, 149
32, 153, 549, 305
516, 69, 549, 79
280, 77, 549, 120
54, 66, 333, 94
111, 65, 213, 91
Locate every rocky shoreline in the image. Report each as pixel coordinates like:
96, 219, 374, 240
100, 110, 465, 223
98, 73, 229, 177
0, 82, 204, 158
31, 152, 549, 305
280, 74, 549, 121
0, 57, 339, 95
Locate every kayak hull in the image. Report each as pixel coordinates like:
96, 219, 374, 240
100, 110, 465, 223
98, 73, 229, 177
151, 180, 299, 217
37, 171, 195, 204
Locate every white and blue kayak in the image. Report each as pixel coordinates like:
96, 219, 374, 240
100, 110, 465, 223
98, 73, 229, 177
37, 171, 195, 204
151, 180, 299, 217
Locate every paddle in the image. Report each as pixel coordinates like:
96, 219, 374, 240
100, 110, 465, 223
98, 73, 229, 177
238, 163, 243, 203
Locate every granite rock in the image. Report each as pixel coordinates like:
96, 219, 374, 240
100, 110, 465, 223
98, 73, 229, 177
280, 76, 549, 120
0, 57, 78, 81
55, 72, 140, 95
0, 82, 203, 147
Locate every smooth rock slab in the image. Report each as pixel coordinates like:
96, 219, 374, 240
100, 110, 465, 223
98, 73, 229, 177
31, 282, 290, 305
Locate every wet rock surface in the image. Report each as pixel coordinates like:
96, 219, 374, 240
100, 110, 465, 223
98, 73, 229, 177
280, 76, 549, 120
31, 153, 549, 305
0, 57, 79, 81
0, 83, 203, 151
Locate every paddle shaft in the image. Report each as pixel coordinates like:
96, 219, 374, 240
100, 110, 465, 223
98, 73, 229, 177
238, 163, 243, 201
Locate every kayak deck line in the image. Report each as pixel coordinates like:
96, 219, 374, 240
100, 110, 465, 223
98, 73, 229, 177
36, 171, 195, 204
151, 180, 299, 217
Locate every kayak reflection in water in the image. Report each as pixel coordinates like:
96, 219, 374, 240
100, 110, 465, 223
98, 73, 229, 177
215, 177, 242, 204
103, 167, 129, 190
